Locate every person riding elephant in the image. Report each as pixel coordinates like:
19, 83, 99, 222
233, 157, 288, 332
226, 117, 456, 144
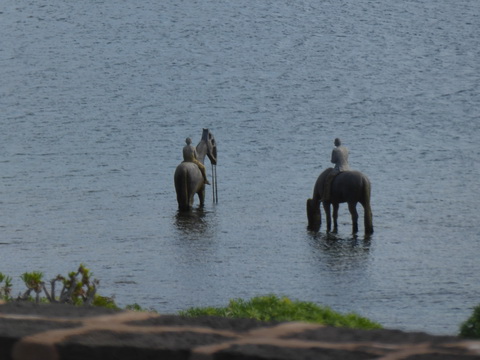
183, 137, 210, 185
322, 138, 350, 201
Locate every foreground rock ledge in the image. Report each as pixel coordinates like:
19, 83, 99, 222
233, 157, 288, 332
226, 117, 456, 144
1, 303, 480, 360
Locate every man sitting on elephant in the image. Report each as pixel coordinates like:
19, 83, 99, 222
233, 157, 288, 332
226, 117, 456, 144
183, 137, 210, 185
322, 138, 350, 201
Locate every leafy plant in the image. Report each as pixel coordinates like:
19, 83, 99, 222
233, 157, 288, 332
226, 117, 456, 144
0, 273, 13, 300
460, 304, 480, 339
19, 271, 45, 303
125, 303, 158, 312
56, 264, 99, 305
179, 294, 382, 330
92, 295, 119, 310
16, 264, 102, 306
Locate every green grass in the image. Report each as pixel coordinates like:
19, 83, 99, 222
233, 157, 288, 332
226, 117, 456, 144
179, 295, 382, 330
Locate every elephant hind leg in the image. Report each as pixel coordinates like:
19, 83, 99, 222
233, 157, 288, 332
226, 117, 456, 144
332, 203, 339, 233
198, 188, 205, 208
323, 202, 332, 233
348, 202, 359, 234
175, 178, 191, 211
363, 203, 374, 235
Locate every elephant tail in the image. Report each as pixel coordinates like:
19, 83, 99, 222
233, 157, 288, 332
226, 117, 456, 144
175, 165, 190, 211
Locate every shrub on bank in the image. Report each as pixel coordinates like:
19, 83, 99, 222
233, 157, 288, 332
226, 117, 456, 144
0, 265, 119, 309
460, 304, 480, 339
7, 266, 480, 336
2, 269, 382, 329
179, 294, 382, 330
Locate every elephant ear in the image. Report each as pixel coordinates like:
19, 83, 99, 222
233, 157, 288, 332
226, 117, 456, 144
204, 129, 217, 165
210, 137, 217, 164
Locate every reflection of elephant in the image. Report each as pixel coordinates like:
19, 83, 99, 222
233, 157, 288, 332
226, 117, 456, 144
307, 168, 373, 235
174, 129, 217, 211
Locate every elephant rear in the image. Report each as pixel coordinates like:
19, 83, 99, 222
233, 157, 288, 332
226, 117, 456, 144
336, 171, 373, 234
174, 163, 189, 211
174, 162, 204, 211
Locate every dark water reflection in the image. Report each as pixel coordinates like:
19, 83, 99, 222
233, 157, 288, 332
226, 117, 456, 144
307, 232, 372, 271
174, 209, 211, 235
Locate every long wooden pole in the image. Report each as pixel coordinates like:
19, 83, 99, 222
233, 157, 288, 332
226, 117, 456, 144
215, 164, 218, 203
212, 164, 218, 203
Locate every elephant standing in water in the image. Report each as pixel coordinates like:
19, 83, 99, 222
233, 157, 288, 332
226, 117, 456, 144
174, 129, 217, 211
307, 168, 373, 235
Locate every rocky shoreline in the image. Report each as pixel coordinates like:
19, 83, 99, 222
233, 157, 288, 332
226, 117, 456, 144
1, 302, 480, 359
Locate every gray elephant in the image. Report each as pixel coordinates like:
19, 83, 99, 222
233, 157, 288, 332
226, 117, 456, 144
174, 129, 217, 211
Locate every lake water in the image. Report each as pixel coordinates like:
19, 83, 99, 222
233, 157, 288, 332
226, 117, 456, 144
1, 0, 479, 336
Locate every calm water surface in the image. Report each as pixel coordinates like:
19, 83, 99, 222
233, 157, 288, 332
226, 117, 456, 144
1, 0, 479, 335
